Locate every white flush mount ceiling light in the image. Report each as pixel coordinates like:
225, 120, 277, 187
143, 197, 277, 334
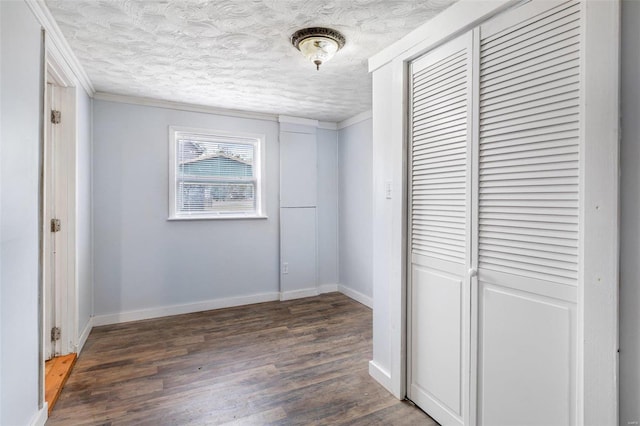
291, 27, 346, 70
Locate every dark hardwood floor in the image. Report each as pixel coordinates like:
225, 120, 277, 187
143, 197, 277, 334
47, 292, 436, 425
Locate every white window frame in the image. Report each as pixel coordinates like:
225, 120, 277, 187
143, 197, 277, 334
168, 125, 267, 220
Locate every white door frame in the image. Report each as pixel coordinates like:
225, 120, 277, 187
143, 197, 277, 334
42, 42, 78, 360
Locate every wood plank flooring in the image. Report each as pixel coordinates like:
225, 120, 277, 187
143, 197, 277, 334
45, 353, 77, 414
47, 293, 436, 425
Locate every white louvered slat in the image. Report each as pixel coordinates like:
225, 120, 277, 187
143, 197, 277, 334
414, 73, 467, 100
481, 8, 579, 59
414, 51, 466, 83
480, 85, 579, 116
480, 223, 576, 240
411, 40, 469, 264
481, 24, 581, 70
480, 74, 580, 106
478, 1, 580, 286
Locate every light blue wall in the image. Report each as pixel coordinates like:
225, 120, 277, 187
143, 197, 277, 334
77, 90, 93, 342
92, 100, 282, 315
0, 1, 43, 423
338, 118, 373, 299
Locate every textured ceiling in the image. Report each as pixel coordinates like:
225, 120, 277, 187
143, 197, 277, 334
46, 0, 457, 122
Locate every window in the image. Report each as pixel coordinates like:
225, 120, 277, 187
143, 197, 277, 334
169, 126, 266, 219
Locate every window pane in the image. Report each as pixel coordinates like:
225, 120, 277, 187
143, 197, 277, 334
177, 182, 256, 214
174, 133, 259, 216
178, 139, 254, 179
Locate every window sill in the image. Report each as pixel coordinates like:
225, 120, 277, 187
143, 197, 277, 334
168, 215, 268, 221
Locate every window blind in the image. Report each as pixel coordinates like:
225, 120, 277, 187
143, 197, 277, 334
174, 131, 259, 217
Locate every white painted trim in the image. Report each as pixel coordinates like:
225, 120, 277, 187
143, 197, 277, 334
578, 1, 620, 424
94, 91, 278, 122
90, 286, 370, 328
46, 45, 74, 88
24, 0, 94, 96
391, 57, 409, 400
91, 94, 341, 129
278, 115, 338, 130
369, 360, 394, 396
29, 404, 48, 426
368, 0, 518, 73
92, 292, 280, 326
337, 110, 372, 130
278, 115, 319, 127
338, 285, 372, 308
318, 283, 339, 293
90, 96, 95, 330
279, 287, 319, 301
43, 72, 79, 359
318, 121, 338, 130
77, 317, 92, 354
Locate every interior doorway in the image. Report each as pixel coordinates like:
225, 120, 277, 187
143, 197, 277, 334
42, 51, 79, 413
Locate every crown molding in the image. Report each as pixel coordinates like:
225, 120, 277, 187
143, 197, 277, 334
95, 93, 342, 126
94, 92, 280, 122
318, 121, 338, 130
25, 0, 95, 96
278, 115, 339, 130
278, 115, 319, 127
338, 110, 372, 129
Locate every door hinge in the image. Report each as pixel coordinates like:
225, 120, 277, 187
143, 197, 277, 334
51, 109, 61, 124
51, 327, 61, 342
51, 218, 61, 233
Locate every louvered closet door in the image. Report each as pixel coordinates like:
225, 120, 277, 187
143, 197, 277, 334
476, 2, 581, 425
408, 32, 472, 426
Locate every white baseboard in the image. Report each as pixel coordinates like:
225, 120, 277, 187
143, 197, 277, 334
318, 283, 339, 293
338, 285, 373, 308
91, 285, 371, 327
280, 284, 340, 301
92, 292, 280, 326
369, 360, 394, 396
77, 317, 93, 353
279, 287, 319, 301
29, 404, 48, 426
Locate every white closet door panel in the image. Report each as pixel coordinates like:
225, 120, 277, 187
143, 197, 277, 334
476, 1, 581, 424
409, 31, 472, 426
478, 283, 575, 426
411, 266, 463, 417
